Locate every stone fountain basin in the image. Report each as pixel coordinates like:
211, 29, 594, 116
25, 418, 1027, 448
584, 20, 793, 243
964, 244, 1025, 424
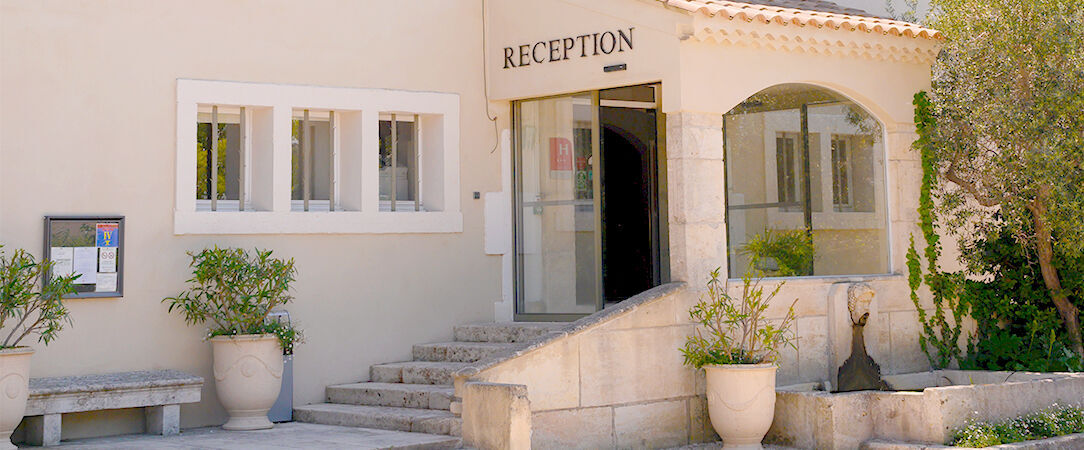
766, 370, 1084, 449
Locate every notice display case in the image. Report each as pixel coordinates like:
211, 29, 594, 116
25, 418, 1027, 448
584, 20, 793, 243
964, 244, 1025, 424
43, 216, 124, 298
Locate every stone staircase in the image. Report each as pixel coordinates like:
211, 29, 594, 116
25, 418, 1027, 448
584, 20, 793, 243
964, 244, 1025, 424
294, 322, 566, 439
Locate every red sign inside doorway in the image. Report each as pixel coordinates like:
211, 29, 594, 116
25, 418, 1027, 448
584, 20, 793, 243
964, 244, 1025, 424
549, 137, 573, 172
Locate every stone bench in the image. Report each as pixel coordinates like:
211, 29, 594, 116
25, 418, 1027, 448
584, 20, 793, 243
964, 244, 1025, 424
23, 369, 203, 447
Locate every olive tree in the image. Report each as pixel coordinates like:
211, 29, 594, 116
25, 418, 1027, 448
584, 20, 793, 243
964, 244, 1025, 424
923, 0, 1084, 359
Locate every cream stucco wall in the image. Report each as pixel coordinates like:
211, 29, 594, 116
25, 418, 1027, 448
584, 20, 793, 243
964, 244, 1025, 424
0, 0, 505, 438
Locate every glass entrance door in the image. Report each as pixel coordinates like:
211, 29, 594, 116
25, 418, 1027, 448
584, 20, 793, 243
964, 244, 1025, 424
514, 93, 601, 318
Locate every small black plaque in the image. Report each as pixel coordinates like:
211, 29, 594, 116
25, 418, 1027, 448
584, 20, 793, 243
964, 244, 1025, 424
603, 63, 627, 73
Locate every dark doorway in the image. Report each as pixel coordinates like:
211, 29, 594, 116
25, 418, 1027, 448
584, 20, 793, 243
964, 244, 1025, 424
600, 87, 661, 304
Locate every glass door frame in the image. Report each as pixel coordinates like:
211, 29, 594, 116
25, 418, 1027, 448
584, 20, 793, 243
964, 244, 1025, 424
512, 84, 667, 322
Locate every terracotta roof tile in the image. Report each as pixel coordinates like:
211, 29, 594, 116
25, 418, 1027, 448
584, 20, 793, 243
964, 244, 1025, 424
658, 0, 942, 40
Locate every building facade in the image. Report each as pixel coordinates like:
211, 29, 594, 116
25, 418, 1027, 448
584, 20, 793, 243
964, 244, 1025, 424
0, 0, 945, 444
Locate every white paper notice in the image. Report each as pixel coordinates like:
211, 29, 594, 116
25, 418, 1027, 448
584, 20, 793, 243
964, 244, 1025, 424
72, 247, 98, 285
98, 247, 117, 273
51, 247, 75, 278
95, 273, 117, 292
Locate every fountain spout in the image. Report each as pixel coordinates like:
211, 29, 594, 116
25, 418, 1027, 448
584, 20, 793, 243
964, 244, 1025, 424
834, 284, 888, 392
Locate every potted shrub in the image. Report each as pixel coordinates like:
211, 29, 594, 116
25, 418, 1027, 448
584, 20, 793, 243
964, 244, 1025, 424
0, 247, 77, 449
164, 247, 301, 431
681, 269, 797, 449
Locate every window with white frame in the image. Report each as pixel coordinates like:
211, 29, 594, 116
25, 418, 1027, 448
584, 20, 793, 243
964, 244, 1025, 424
774, 132, 822, 213
196, 105, 249, 212
379, 114, 420, 211
831, 135, 853, 211
175, 79, 461, 234
775, 133, 799, 210
291, 109, 335, 212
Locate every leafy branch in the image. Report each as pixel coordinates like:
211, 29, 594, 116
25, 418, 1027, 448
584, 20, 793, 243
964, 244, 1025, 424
906, 92, 968, 369
164, 247, 302, 351
681, 269, 798, 368
0, 246, 77, 348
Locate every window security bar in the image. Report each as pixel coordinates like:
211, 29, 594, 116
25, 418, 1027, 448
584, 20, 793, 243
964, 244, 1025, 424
210, 105, 218, 211
239, 106, 246, 211
329, 111, 335, 212
413, 114, 420, 212
302, 109, 311, 211
391, 113, 397, 212
388, 114, 421, 212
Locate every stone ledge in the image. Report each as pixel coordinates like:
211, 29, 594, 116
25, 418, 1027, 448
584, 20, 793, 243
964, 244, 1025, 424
862, 433, 1084, 449
27, 370, 203, 416
29, 370, 203, 396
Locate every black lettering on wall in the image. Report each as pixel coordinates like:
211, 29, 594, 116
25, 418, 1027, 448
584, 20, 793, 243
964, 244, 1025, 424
600, 31, 616, 54
618, 27, 634, 52
519, 44, 531, 66
504, 47, 516, 68
532, 42, 546, 64
548, 39, 561, 62
576, 35, 590, 57
501, 28, 635, 69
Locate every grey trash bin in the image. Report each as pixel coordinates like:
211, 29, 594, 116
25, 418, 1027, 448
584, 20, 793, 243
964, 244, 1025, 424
266, 309, 293, 422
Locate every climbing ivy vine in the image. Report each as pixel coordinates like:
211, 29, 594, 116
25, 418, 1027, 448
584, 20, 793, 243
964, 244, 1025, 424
907, 92, 968, 369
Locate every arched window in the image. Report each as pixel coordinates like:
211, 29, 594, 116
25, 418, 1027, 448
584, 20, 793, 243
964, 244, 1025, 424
724, 84, 889, 278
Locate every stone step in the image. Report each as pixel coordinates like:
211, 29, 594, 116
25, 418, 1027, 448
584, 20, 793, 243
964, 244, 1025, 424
294, 403, 461, 436
327, 382, 455, 410
370, 361, 470, 385
413, 341, 517, 363
452, 322, 566, 343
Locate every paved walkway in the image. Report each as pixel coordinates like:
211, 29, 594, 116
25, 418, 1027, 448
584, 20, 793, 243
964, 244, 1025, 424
39, 422, 460, 449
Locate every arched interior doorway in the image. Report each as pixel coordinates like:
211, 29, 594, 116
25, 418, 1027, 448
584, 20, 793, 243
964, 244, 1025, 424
723, 84, 891, 279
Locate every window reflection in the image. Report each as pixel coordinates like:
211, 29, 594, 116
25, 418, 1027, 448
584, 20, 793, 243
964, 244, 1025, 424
725, 84, 888, 278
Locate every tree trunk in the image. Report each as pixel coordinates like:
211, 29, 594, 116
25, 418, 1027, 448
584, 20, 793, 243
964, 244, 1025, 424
1029, 198, 1084, 361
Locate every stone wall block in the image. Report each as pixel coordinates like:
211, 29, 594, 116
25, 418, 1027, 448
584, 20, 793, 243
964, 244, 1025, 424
797, 316, 830, 384
461, 382, 531, 450
579, 327, 695, 407
869, 278, 914, 313
670, 221, 728, 285
475, 337, 580, 411
892, 160, 922, 223
870, 391, 930, 443
776, 325, 801, 386
667, 159, 726, 224
888, 310, 929, 374
614, 399, 689, 449
766, 391, 815, 448
885, 129, 920, 162
872, 312, 893, 376
667, 112, 724, 160
827, 392, 874, 449
688, 395, 718, 444
606, 289, 692, 331
730, 279, 830, 319
531, 407, 613, 449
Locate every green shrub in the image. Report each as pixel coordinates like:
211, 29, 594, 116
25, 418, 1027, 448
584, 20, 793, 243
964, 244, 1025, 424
959, 222, 1083, 372
741, 229, 814, 277
950, 405, 1084, 447
0, 246, 78, 347
164, 247, 302, 352
681, 269, 798, 368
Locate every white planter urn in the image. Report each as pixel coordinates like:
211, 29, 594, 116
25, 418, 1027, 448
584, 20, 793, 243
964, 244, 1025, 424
0, 348, 32, 450
704, 364, 777, 450
211, 334, 283, 430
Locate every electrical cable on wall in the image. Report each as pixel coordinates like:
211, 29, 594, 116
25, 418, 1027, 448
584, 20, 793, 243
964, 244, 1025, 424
482, 0, 499, 154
